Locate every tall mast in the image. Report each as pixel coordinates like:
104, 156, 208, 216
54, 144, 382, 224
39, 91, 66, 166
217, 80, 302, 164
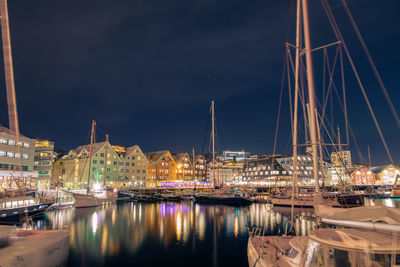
87, 120, 95, 193
302, 0, 320, 192
0, 0, 18, 135
211, 100, 216, 187
292, 0, 301, 199
337, 126, 342, 151
291, 0, 302, 228
368, 145, 372, 168
103, 134, 109, 186
192, 147, 195, 182
0, 0, 23, 189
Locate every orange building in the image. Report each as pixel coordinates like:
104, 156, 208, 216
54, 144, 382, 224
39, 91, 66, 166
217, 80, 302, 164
145, 150, 177, 187
172, 153, 192, 181
350, 165, 376, 185
193, 155, 207, 182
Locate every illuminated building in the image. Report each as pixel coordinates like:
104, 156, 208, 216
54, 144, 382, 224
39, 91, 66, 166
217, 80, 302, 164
172, 153, 192, 181
349, 165, 376, 185
52, 141, 126, 188
241, 156, 289, 186
221, 150, 250, 162
0, 125, 37, 189
34, 139, 54, 189
330, 150, 352, 168
122, 145, 148, 188
145, 150, 177, 187
193, 155, 207, 182
371, 164, 400, 185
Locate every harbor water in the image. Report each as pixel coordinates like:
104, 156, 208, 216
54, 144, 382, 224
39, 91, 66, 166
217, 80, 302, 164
21, 198, 400, 267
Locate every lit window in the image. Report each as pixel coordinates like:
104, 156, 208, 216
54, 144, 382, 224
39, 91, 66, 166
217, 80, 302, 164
7, 152, 14, 157
0, 151, 5, 157
8, 140, 15, 146
0, 138, 7, 144
22, 154, 29, 159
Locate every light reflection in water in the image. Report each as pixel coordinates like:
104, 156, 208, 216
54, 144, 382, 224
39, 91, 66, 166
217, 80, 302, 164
24, 198, 399, 266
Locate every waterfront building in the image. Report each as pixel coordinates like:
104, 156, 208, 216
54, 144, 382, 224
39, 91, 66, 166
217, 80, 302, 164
52, 141, 126, 188
172, 153, 193, 181
241, 156, 289, 186
33, 139, 54, 189
193, 155, 207, 182
145, 150, 177, 188
0, 125, 37, 189
350, 165, 376, 185
276, 155, 327, 185
123, 145, 149, 188
371, 164, 400, 185
330, 150, 352, 168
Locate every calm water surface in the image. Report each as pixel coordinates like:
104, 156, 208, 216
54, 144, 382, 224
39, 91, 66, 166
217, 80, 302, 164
25, 198, 399, 267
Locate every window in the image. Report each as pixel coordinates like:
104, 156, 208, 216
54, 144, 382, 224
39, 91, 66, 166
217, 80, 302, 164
142, 170, 146, 173
0, 151, 6, 157
126, 162, 129, 166
7, 152, 14, 157
137, 170, 140, 173
15, 153, 21, 158
131, 162, 135, 166
93, 160, 97, 164
22, 154, 29, 159
92, 167, 96, 171
8, 140, 15, 146
17, 141, 23, 147
113, 161, 117, 165
132, 156, 135, 160
106, 168, 110, 172
38, 170, 49, 175
100, 153, 104, 157
0, 138, 7, 144
100, 160, 104, 164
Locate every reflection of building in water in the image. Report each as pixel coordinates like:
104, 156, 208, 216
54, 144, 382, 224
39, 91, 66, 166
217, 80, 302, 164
248, 204, 315, 236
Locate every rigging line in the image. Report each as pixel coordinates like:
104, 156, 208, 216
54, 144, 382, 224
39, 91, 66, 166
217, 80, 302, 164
341, 0, 400, 128
322, 46, 341, 137
321, 0, 394, 164
322, 48, 327, 106
321, 44, 340, 122
340, 45, 350, 146
272, 49, 288, 158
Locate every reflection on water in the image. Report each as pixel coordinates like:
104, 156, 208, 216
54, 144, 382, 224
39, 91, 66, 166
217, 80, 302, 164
364, 197, 400, 208
25, 198, 399, 267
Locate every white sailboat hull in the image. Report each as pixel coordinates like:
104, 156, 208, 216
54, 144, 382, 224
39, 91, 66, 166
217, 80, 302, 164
73, 192, 116, 208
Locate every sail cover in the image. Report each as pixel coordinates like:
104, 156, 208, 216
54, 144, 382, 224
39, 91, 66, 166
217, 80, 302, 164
314, 204, 400, 225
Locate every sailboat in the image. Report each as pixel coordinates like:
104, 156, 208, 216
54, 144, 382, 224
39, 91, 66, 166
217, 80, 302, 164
72, 121, 117, 208
248, 0, 400, 266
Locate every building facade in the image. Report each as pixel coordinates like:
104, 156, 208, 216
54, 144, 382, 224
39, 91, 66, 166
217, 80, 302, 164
371, 164, 400, 185
146, 150, 177, 187
123, 145, 149, 188
34, 139, 54, 189
0, 125, 37, 189
172, 153, 193, 181
193, 155, 207, 182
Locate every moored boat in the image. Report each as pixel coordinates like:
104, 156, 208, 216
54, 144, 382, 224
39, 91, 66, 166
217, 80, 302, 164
194, 193, 253, 206
0, 195, 54, 222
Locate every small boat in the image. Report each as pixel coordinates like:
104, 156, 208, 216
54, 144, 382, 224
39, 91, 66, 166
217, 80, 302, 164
0, 195, 54, 222
0, 225, 70, 267
194, 193, 253, 206
160, 193, 181, 202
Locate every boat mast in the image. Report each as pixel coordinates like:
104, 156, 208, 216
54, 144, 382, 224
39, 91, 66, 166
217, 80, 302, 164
301, 0, 320, 193
87, 120, 95, 193
103, 134, 109, 186
211, 100, 216, 187
0, 0, 23, 189
291, 0, 302, 228
192, 147, 195, 183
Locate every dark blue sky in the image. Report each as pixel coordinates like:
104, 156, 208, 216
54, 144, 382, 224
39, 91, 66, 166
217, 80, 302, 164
0, 0, 399, 165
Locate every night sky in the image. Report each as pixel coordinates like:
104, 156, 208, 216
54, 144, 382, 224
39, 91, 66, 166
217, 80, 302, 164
0, 0, 399, 165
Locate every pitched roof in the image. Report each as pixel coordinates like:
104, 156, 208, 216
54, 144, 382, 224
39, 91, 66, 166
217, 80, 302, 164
69, 141, 106, 159
172, 153, 189, 163
370, 164, 394, 174
145, 150, 173, 164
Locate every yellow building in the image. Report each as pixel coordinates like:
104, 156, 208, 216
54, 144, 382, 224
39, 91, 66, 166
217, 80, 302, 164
371, 164, 400, 185
123, 145, 149, 188
52, 141, 126, 188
